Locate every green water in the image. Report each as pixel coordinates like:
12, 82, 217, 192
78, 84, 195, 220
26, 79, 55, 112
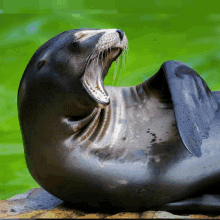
1, 0, 220, 199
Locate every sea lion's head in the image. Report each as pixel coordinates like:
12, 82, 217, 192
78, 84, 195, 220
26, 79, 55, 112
19, 29, 128, 118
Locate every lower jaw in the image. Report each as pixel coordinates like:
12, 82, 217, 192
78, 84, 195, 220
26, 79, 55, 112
82, 77, 110, 108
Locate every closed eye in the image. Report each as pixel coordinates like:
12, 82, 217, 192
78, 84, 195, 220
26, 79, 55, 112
74, 33, 87, 42
37, 60, 45, 70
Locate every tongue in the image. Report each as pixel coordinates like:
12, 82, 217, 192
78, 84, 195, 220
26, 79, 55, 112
82, 59, 110, 108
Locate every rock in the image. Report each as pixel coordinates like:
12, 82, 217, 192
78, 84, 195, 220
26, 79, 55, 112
1, 188, 220, 219
153, 211, 192, 219
105, 212, 140, 218
4, 188, 63, 215
77, 213, 106, 219
37, 210, 79, 219
141, 211, 156, 218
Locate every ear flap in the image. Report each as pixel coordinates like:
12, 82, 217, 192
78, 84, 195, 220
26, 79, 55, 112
146, 61, 219, 157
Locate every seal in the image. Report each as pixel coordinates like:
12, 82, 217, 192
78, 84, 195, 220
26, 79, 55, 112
18, 28, 220, 212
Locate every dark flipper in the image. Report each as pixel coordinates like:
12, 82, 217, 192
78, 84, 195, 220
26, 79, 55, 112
145, 61, 219, 157
158, 194, 220, 213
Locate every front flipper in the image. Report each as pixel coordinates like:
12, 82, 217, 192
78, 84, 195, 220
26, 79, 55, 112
145, 61, 219, 157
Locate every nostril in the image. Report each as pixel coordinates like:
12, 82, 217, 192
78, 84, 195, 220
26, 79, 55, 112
116, 30, 124, 40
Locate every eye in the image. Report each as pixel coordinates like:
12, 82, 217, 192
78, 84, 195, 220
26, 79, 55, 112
37, 60, 45, 70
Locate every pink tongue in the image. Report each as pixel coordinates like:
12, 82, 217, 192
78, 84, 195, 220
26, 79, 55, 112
82, 59, 110, 108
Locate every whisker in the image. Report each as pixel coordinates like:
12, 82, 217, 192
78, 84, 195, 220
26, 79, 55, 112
97, 50, 100, 66
85, 48, 99, 70
86, 46, 97, 62
101, 50, 104, 67
112, 56, 120, 86
114, 43, 129, 87
116, 56, 123, 87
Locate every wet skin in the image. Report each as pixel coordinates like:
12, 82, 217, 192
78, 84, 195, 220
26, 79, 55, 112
18, 29, 220, 212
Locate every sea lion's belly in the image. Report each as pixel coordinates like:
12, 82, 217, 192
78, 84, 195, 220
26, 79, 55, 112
64, 88, 220, 206
63, 128, 220, 210
27, 88, 220, 210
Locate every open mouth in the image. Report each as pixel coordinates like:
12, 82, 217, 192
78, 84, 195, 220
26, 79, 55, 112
82, 47, 123, 108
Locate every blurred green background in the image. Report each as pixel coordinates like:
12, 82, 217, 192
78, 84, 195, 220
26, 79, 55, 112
1, 0, 220, 200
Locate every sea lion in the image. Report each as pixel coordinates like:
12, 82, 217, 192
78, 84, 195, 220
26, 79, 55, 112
18, 28, 220, 212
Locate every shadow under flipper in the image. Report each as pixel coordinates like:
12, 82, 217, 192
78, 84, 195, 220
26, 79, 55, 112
158, 194, 220, 216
